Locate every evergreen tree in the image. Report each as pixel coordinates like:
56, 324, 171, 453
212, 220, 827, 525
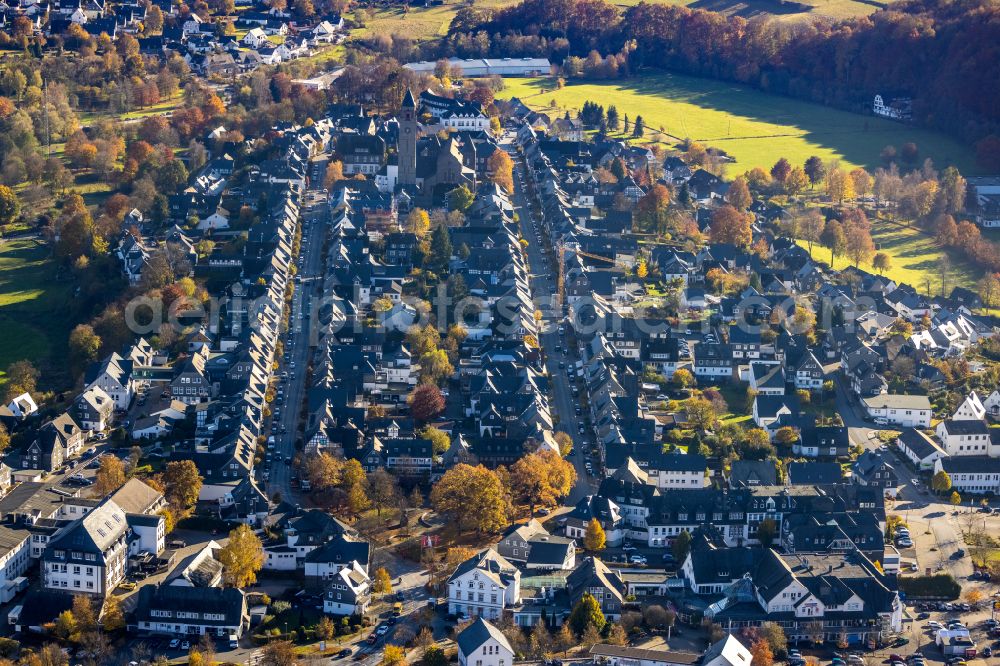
633, 115, 645, 138
426, 223, 453, 276
606, 105, 619, 131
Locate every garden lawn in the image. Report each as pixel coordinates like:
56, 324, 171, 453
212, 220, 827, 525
0, 238, 72, 379
499, 74, 978, 174
796, 220, 984, 294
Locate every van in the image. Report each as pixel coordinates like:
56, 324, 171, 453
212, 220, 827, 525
228, 635, 239, 649
392, 602, 403, 616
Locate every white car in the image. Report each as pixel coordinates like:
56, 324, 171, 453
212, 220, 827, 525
629, 555, 647, 565
927, 621, 943, 630
897, 539, 913, 548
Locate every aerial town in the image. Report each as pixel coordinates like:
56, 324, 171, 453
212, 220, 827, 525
0, 0, 999, 664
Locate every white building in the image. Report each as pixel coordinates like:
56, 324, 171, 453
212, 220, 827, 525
242, 27, 268, 48
952, 392, 987, 421
896, 428, 946, 471
448, 549, 521, 621
42, 499, 129, 596
403, 57, 552, 78
935, 419, 998, 457
862, 394, 932, 428
0, 526, 31, 603
458, 617, 515, 666
702, 635, 754, 666
934, 456, 1000, 495
134, 584, 247, 640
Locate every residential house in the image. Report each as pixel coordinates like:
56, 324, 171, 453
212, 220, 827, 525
862, 395, 932, 428
458, 618, 515, 666
42, 499, 129, 596
448, 549, 521, 621
896, 428, 946, 471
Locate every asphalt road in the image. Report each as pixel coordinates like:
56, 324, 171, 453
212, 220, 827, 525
504, 134, 595, 506
266, 157, 328, 505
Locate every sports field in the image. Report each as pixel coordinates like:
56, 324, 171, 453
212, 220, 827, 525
499, 75, 978, 174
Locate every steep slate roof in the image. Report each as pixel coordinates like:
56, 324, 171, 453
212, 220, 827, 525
457, 617, 513, 657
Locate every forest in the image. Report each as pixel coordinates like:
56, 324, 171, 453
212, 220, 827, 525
439, 0, 1000, 167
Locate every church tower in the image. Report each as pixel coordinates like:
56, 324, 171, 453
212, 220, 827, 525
397, 89, 417, 186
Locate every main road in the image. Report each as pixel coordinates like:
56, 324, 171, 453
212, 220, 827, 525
267, 157, 329, 505
503, 134, 595, 506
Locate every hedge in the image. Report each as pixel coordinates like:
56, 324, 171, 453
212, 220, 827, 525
898, 574, 961, 599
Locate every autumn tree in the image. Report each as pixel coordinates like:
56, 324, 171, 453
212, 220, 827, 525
261, 640, 296, 666
725, 176, 752, 211
430, 463, 510, 534
420, 426, 451, 455
633, 184, 673, 234
850, 168, 873, 201
784, 167, 809, 196
382, 645, 406, 666
0, 185, 19, 225
553, 431, 574, 457
94, 456, 126, 496
672, 367, 694, 389
101, 595, 126, 631
932, 469, 952, 493
509, 449, 576, 515
408, 383, 445, 422
804, 156, 826, 187
820, 219, 846, 267
584, 518, 606, 551
709, 205, 752, 248
844, 221, 875, 267
405, 208, 430, 237
750, 638, 775, 666
766, 157, 791, 184
372, 567, 393, 595
798, 209, 825, 254
685, 396, 717, 431
68, 324, 102, 374
826, 168, 855, 205
217, 524, 265, 588
872, 252, 892, 274
162, 460, 202, 516
487, 149, 514, 192
368, 468, 401, 517
323, 160, 345, 190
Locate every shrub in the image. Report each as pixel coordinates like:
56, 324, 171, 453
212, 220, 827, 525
898, 574, 961, 599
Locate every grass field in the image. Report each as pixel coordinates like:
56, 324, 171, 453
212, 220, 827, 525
612, 0, 892, 19
0, 238, 72, 378
350, 0, 885, 43
797, 220, 983, 294
355, 0, 513, 40
500, 75, 978, 174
